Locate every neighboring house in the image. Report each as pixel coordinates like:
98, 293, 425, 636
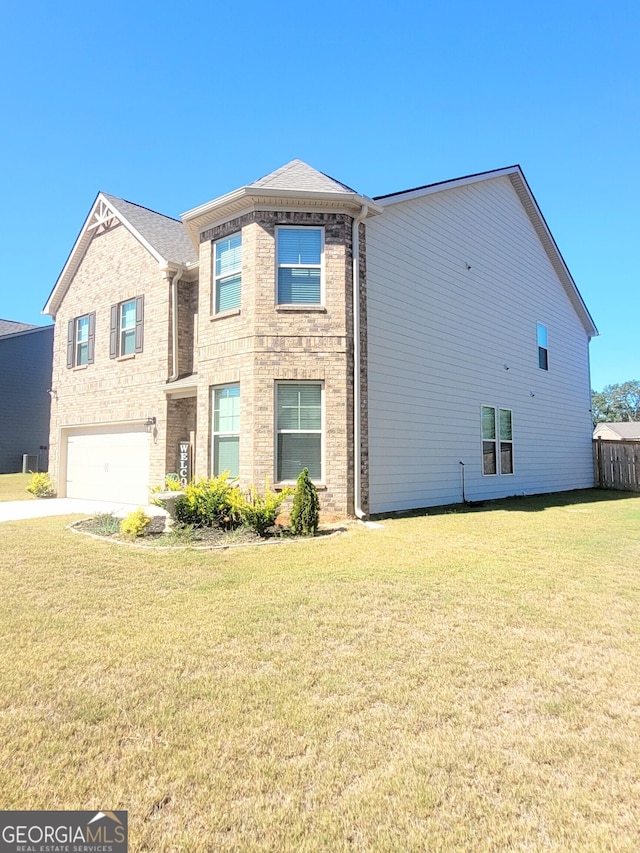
43, 161, 598, 515
0, 320, 54, 473
593, 422, 640, 441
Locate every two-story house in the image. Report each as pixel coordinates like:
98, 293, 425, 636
43, 161, 597, 515
0, 320, 53, 474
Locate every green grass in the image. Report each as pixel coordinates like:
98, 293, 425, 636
1, 489, 639, 851
0, 472, 36, 501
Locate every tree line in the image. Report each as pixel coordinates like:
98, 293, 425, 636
591, 380, 640, 424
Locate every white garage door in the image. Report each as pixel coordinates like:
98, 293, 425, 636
66, 426, 150, 504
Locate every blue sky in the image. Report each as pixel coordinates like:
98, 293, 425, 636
0, 0, 637, 391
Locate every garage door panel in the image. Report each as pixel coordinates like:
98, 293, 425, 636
66, 428, 150, 504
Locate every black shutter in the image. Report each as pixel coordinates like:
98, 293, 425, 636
109, 305, 118, 359
67, 319, 75, 368
88, 312, 96, 364
135, 295, 144, 353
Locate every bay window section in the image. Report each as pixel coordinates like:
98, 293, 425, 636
214, 234, 242, 313
212, 384, 240, 478
276, 383, 322, 481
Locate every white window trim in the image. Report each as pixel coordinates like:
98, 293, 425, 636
75, 315, 89, 365
481, 404, 514, 477
274, 380, 325, 484
537, 322, 549, 371
120, 299, 136, 356
275, 225, 325, 307
210, 383, 240, 478
213, 233, 242, 315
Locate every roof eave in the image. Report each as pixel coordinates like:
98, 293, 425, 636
181, 187, 382, 246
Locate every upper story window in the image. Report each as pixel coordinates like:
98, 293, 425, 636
214, 234, 242, 313
482, 405, 514, 475
66, 312, 95, 368
537, 323, 548, 370
110, 296, 144, 358
276, 227, 323, 305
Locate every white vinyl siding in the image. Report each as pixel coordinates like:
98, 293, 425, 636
276, 382, 322, 481
211, 385, 240, 477
366, 175, 594, 512
276, 227, 323, 304
214, 234, 242, 313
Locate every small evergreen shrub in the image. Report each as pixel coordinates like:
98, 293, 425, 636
173, 474, 238, 528
290, 468, 320, 536
228, 482, 294, 537
120, 508, 152, 537
26, 472, 55, 498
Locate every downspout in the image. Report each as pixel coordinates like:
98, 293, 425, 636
352, 204, 368, 519
161, 265, 184, 382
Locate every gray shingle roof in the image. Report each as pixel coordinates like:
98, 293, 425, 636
249, 159, 357, 194
594, 422, 640, 439
102, 193, 198, 265
0, 319, 39, 337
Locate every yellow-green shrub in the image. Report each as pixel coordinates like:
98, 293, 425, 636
228, 482, 294, 537
120, 508, 151, 537
26, 472, 55, 498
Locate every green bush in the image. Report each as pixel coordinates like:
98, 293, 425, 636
174, 474, 238, 529
228, 481, 294, 537
26, 472, 55, 498
91, 513, 121, 535
290, 468, 320, 536
120, 508, 152, 537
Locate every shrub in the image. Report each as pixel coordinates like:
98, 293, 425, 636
91, 513, 121, 535
26, 472, 55, 498
174, 474, 238, 529
120, 508, 152, 537
290, 468, 320, 536
228, 481, 294, 537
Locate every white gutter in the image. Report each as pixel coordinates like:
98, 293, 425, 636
161, 265, 185, 382
352, 204, 368, 519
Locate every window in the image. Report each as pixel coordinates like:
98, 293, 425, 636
276, 227, 323, 304
110, 296, 144, 358
276, 382, 322, 481
482, 406, 513, 475
214, 234, 242, 313
66, 312, 95, 368
212, 385, 240, 477
537, 322, 548, 370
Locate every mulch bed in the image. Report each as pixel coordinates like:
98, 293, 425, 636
71, 516, 346, 549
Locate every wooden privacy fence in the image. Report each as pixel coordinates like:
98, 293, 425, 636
593, 439, 640, 492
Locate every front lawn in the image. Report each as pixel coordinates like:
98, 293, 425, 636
1, 490, 639, 851
0, 472, 35, 501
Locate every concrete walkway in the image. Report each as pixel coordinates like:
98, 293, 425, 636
0, 498, 167, 523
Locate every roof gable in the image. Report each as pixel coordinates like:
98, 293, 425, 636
43, 193, 197, 318
594, 422, 640, 439
375, 166, 598, 338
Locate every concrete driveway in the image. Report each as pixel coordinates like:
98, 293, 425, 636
0, 498, 167, 523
